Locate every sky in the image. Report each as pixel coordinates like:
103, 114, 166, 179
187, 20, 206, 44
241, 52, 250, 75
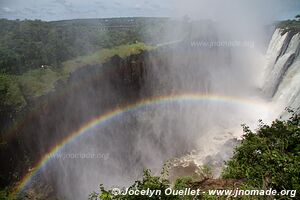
0, 0, 300, 21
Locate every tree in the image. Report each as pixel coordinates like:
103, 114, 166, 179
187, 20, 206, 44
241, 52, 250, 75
0, 74, 26, 132
222, 111, 300, 197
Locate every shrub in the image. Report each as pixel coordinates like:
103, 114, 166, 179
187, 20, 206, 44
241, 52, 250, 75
222, 112, 300, 196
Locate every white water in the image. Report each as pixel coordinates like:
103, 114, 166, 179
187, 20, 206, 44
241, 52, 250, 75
171, 27, 300, 179
263, 30, 299, 97
265, 29, 300, 115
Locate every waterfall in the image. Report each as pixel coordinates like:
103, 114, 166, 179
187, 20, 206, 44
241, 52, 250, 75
264, 28, 300, 113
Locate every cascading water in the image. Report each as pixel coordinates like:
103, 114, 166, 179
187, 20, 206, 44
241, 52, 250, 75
264, 28, 300, 115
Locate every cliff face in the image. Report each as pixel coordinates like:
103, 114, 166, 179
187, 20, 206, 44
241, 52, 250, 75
263, 28, 300, 113
0, 52, 148, 188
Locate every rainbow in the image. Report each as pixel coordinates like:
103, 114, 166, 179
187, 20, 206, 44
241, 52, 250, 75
14, 93, 269, 194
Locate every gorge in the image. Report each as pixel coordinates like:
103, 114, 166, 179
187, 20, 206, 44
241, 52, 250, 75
0, 19, 300, 200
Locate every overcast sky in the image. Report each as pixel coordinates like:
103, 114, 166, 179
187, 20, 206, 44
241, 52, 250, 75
0, 0, 300, 21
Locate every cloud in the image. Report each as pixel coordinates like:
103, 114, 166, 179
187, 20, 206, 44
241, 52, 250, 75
114, 1, 121, 6
150, 4, 161, 9
53, 0, 75, 12
24, 7, 38, 14
2, 7, 14, 13
93, 1, 108, 10
134, 4, 141, 9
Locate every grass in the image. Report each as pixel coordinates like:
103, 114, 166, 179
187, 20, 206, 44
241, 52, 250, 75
15, 43, 153, 98
17, 68, 61, 99
62, 42, 153, 75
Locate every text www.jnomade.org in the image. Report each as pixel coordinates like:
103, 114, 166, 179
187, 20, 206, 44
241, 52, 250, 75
108, 188, 296, 198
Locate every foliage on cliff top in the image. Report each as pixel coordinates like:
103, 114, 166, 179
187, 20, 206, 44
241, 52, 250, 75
0, 42, 151, 102
62, 42, 152, 75
278, 15, 300, 34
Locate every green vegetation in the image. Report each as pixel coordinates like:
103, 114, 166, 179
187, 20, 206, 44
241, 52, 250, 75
0, 17, 185, 125
0, 17, 168, 121
0, 188, 18, 200
17, 68, 61, 99
0, 42, 151, 135
278, 15, 300, 34
0, 18, 171, 75
14, 42, 151, 99
222, 111, 300, 196
0, 18, 155, 130
0, 74, 26, 131
0, 74, 26, 112
63, 42, 152, 75
91, 112, 300, 199
0, 18, 137, 74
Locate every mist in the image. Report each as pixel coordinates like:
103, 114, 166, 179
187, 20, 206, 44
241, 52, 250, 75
12, 1, 300, 200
